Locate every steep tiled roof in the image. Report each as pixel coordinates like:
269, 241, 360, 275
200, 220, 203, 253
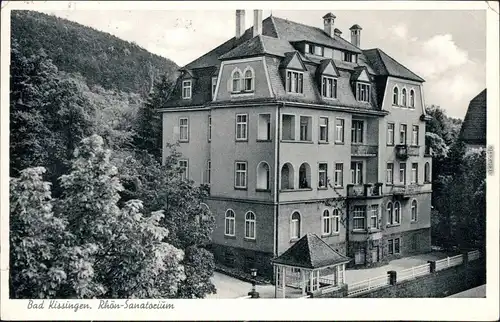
219, 35, 296, 60
459, 89, 487, 145
363, 48, 425, 82
272, 233, 351, 269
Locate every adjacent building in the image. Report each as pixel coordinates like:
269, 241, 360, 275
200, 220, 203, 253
459, 89, 487, 151
160, 10, 433, 278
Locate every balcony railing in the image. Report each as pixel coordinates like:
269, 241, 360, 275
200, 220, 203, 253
396, 144, 420, 159
351, 144, 378, 157
391, 184, 422, 198
347, 183, 383, 198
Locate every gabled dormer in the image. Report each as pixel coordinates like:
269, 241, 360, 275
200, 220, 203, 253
317, 59, 339, 99
351, 66, 372, 103
179, 69, 194, 100
280, 51, 307, 94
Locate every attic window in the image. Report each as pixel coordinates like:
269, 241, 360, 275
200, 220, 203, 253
232, 70, 242, 92
305, 44, 324, 56
343, 52, 353, 63
356, 82, 370, 102
243, 68, 255, 91
322, 76, 337, 99
182, 80, 192, 99
286, 70, 304, 94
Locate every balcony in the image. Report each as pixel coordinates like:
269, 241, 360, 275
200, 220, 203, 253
351, 144, 378, 157
391, 184, 422, 199
395, 144, 419, 159
347, 183, 383, 199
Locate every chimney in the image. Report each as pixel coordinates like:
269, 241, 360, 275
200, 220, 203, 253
322, 12, 336, 38
349, 24, 362, 47
334, 28, 342, 37
236, 10, 245, 39
253, 9, 263, 37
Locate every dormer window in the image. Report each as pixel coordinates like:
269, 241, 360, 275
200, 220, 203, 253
243, 68, 254, 91
286, 70, 304, 94
182, 80, 192, 99
211, 76, 218, 98
232, 69, 242, 92
322, 76, 337, 98
343, 52, 353, 62
305, 43, 324, 56
356, 82, 370, 102
314, 46, 324, 56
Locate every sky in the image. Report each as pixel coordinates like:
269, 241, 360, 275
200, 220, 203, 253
37, 9, 486, 119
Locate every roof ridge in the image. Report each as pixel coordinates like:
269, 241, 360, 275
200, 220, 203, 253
314, 233, 348, 257
377, 47, 425, 82
269, 15, 281, 39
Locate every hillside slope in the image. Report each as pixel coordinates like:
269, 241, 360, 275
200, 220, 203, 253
11, 10, 179, 97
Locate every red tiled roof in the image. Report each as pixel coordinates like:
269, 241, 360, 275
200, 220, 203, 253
460, 89, 487, 144
271, 233, 351, 269
363, 48, 425, 82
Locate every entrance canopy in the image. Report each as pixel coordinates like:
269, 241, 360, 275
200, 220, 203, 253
271, 233, 351, 298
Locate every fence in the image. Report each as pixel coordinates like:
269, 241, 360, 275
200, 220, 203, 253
398, 263, 431, 282
468, 250, 481, 261
435, 254, 463, 271
347, 274, 390, 296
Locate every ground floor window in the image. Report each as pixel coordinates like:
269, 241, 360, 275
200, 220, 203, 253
354, 248, 365, 265
388, 237, 401, 255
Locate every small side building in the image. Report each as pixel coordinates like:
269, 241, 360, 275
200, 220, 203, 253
459, 89, 487, 151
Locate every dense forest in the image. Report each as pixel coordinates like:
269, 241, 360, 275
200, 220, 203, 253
10, 11, 217, 299
11, 10, 178, 97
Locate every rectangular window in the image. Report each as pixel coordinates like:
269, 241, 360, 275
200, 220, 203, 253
386, 163, 394, 184
236, 114, 248, 141
318, 163, 328, 188
387, 123, 395, 145
351, 120, 364, 144
319, 117, 328, 142
411, 163, 418, 184
299, 116, 312, 141
394, 238, 401, 254
179, 117, 189, 142
370, 205, 379, 229
314, 45, 324, 56
388, 239, 394, 255
399, 124, 407, 144
182, 80, 192, 99
334, 163, 344, 187
205, 160, 211, 185
335, 118, 345, 143
353, 206, 366, 230
211, 77, 217, 98
357, 83, 370, 102
257, 114, 271, 141
332, 210, 340, 233
412, 125, 419, 146
399, 163, 406, 184
235, 162, 247, 189
179, 160, 188, 181
321, 76, 337, 98
350, 161, 363, 185
208, 115, 212, 142
282, 114, 296, 140
286, 70, 304, 94
343, 52, 353, 62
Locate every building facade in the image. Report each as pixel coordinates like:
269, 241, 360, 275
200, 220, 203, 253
160, 10, 433, 278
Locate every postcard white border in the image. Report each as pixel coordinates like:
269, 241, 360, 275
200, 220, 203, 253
1, 1, 499, 321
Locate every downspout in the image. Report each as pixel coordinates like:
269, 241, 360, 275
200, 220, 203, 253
274, 102, 283, 258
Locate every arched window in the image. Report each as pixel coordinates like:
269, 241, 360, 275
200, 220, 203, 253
225, 209, 235, 236
394, 201, 401, 224
393, 86, 399, 105
387, 202, 394, 225
299, 162, 311, 189
424, 162, 431, 183
231, 69, 241, 92
244, 68, 254, 91
332, 208, 340, 233
322, 209, 331, 235
401, 88, 407, 107
409, 89, 415, 108
411, 200, 418, 221
256, 162, 270, 190
281, 163, 295, 190
245, 211, 256, 239
290, 211, 301, 240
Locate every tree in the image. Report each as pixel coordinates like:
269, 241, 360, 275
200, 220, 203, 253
58, 135, 186, 298
134, 74, 173, 160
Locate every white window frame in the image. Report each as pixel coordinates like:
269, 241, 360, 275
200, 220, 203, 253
211, 76, 218, 98
343, 52, 353, 62
399, 162, 406, 184
357, 82, 370, 102
318, 162, 328, 189
335, 118, 345, 143
243, 67, 255, 92
351, 120, 364, 144
334, 163, 344, 187
411, 125, 419, 146
322, 209, 331, 235
394, 201, 401, 225
235, 161, 248, 189
353, 206, 366, 230
299, 115, 312, 142
245, 211, 256, 240
370, 205, 379, 229
350, 161, 363, 185
235, 113, 248, 141
411, 163, 418, 184
387, 123, 395, 145
182, 80, 192, 99
401, 87, 407, 107
387, 202, 394, 225
286, 70, 304, 94
409, 89, 415, 108
399, 124, 407, 145
179, 117, 189, 142
208, 115, 212, 142
392, 86, 399, 106
179, 159, 189, 181
394, 238, 401, 254
321, 76, 337, 99
332, 209, 340, 233
386, 162, 394, 184
411, 199, 418, 222
319, 116, 329, 142
204, 160, 211, 185
224, 209, 236, 236
290, 211, 301, 240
